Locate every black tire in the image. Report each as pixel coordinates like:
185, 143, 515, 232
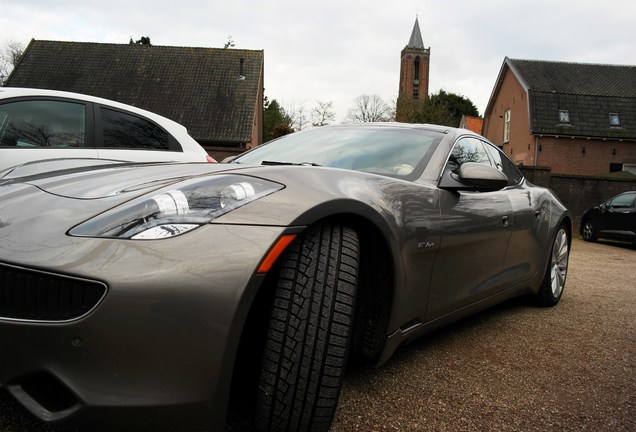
255, 222, 359, 432
581, 219, 597, 242
537, 225, 569, 307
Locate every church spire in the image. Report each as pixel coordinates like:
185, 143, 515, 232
407, 17, 424, 49
397, 16, 431, 118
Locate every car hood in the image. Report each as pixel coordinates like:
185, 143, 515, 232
1, 161, 244, 200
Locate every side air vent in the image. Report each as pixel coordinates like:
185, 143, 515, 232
0, 262, 107, 322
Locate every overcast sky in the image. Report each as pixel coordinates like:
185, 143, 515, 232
1, 0, 635, 123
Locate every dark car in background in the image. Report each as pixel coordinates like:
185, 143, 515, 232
0, 123, 571, 432
580, 191, 636, 244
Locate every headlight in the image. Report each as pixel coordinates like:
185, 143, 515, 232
69, 175, 283, 239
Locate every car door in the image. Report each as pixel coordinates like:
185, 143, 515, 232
483, 141, 546, 285
599, 192, 636, 239
426, 137, 512, 320
0, 98, 97, 171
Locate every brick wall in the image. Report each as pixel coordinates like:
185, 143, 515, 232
536, 137, 636, 175
483, 68, 534, 164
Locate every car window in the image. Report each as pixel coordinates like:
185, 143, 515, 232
483, 141, 523, 185
99, 107, 170, 150
447, 137, 490, 173
235, 126, 441, 179
608, 193, 636, 208
0, 100, 86, 148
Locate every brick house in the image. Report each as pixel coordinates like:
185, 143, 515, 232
459, 115, 483, 134
5, 40, 264, 160
483, 57, 636, 175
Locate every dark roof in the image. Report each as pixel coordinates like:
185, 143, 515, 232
507, 58, 636, 139
508, 58, 636, 97
406, 17, 425, 49
6, 40, 264, 145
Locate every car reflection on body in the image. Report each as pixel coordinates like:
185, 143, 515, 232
580, 191, 636, 244
0, 123, 571, 431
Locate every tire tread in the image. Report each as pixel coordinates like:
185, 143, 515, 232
255, 222, 359, 432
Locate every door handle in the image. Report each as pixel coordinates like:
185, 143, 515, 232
501, 215, 509, 227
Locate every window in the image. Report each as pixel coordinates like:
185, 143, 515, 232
559, 110, 570, 123
608, 192, 636, 209
235, 125, 441, 179
414, 56, 420, 81
609, 112, 621, 127
503, 109, 511, 142
483, 141, 522, 185
0, 100, 85, 148
100, 108, 169, 150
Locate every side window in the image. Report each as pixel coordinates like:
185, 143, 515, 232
447, 137, 490, 173
0, 100, 85, 148
608, 193, 636, 209
483, 141, 522, 185
99, 107, 170, 150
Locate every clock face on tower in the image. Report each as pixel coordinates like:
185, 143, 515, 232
413, 79, 419, 86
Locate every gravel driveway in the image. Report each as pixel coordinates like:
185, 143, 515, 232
1, 238, 634, 431
331, 238, 635, 432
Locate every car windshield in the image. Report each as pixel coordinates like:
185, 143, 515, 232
234, 125, 441, 179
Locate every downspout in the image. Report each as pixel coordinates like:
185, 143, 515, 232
534, 135, 539, 166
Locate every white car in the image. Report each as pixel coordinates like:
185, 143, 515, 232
0, 87, 215, 171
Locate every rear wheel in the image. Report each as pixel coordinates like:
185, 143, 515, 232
537, 226, 569, 307
581, 219, 597, 242
255, 222, 359, 432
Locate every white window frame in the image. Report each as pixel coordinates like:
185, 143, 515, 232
559, 109, 570, 123
609, 112, 621, 127
503, 109, 511, 143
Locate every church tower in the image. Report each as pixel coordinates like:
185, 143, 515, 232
399, 17, 430, 101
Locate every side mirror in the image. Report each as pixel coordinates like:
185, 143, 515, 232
439, 162, 509, 191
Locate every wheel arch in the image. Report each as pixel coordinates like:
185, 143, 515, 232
226, 211, 397, 425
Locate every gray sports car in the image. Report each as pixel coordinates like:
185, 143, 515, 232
0, 123, 571, 431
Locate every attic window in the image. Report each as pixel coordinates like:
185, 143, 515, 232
558, 110, 570, 124
609, 112, 621, 127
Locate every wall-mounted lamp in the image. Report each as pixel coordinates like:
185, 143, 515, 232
539, 144, 543, 152
582, 146, 586, 154
613, 148, 617, 155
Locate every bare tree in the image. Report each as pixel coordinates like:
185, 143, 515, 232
283, 100, 308, 131
311, 100, 335, 127
345, 95, 390, 123
0, 40, 24, 85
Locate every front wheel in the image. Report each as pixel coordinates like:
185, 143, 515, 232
255, 222, 359, 432
537, 225, 569, 307
581, 219, 597, 242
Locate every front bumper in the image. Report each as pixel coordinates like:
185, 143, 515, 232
0, 223, 288, 431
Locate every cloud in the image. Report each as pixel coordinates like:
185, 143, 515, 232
1, 0, 634, 123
